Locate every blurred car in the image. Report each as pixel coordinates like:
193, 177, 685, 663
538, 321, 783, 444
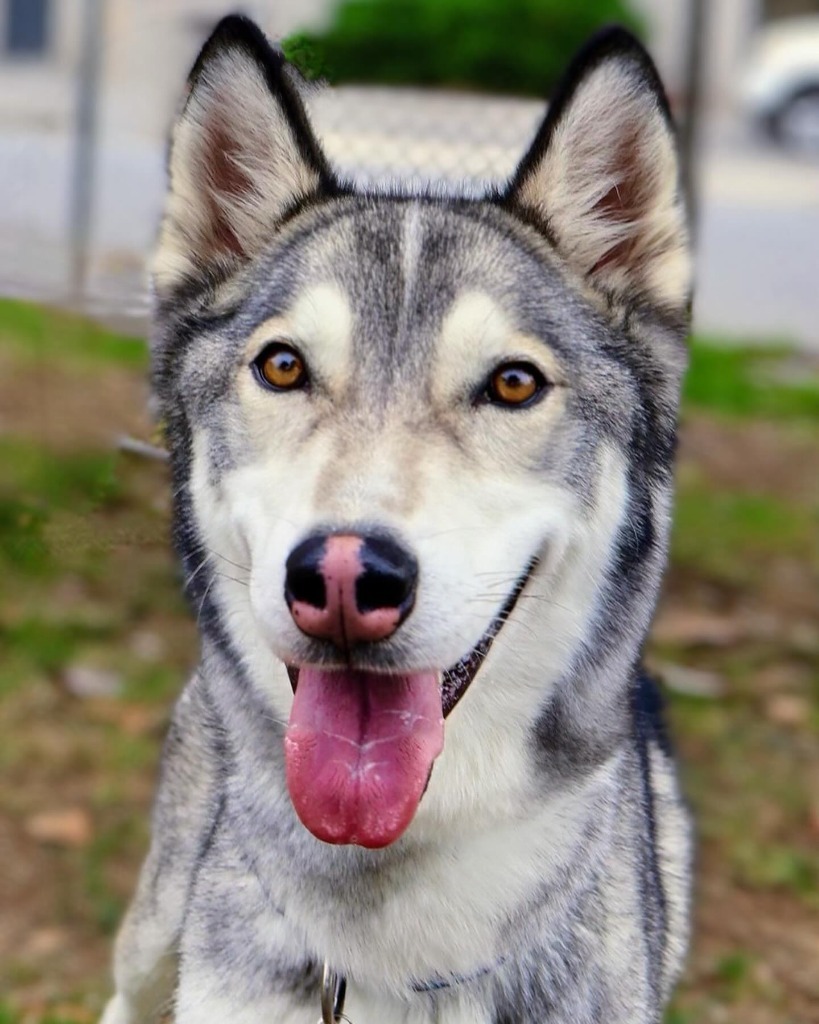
741, 16, 819, 151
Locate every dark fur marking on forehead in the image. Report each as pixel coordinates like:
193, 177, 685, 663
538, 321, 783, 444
270, 192, 568, 294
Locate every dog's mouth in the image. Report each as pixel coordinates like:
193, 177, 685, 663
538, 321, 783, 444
283, 562, 534, 849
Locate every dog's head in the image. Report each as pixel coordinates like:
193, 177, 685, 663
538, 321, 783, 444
152, 16, 690, 849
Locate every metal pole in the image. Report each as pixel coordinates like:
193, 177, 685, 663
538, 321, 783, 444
68, 0, 104, 305
679, 0, 707, 234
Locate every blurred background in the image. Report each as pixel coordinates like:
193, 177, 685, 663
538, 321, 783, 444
0, 2, 817, 1023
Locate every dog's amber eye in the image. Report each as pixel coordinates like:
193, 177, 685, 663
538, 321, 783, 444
486, 362, 547, 407
253, 343, 308, 391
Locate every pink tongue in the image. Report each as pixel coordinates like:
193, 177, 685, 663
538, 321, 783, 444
284, 668, 444, 848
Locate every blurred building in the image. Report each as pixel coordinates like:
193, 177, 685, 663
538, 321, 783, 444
0, 0, 814, 140
635, 0, 759, 109
636, 0, 819, 114
0, 0, 328, 139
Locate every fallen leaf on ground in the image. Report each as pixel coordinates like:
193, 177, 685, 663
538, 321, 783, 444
764, 694, 811, 728
752, 664, 811, 694
62, 664, 123, 699
23, 926, 69, 957
25, 807, 93, 848
652, 610, 745, 648
87, 699, 164, 736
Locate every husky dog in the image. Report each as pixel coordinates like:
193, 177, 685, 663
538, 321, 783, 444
101, 14, 693, 1024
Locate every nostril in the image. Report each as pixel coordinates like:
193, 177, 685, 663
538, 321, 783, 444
285, 535, 329, 610
286, 567, 326, 609
356, 536, 418, 615
356, 570, 412, 613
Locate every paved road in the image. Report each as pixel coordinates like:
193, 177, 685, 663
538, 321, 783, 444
695, 129, 819, 349
0, 96, 817, 350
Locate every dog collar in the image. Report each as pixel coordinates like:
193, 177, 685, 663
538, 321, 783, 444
319, 956, 503, 1022
409, 959, 502, 992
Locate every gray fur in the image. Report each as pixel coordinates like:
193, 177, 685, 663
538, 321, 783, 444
101, 17, 692, 1024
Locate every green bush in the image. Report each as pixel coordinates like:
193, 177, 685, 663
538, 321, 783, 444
284, 0, 644, 96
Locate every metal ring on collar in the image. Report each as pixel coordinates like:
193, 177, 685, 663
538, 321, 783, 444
320, 962, 348, 1024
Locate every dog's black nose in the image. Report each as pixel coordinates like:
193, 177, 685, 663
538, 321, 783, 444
284, 533, 418, 646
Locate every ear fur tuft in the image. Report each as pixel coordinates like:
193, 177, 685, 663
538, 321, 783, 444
504, 28, 691, 316
154, 15, 335, 299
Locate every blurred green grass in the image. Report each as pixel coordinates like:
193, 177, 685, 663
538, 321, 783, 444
672, 484, 818, 586
684, 337, 819, 421
0, 298, 146, 369
0, 1008, 76, 1024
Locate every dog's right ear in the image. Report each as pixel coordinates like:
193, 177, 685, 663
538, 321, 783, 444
153, 15, 335, 299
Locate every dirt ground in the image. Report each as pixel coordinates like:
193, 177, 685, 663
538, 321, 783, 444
0, 316, 817, 1024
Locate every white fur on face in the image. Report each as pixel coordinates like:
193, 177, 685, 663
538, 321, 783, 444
414, 441, 630, 837
162, 425, 635, 1013
433, 290, 567, 395
243, 283, 355, 389
197, 286, 577, 681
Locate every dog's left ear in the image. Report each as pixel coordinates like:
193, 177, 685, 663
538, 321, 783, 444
154, 15, 336, 299
503, 28, 690, 317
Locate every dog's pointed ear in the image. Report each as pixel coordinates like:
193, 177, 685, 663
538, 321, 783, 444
153, 15, 335, 299
503, 28, 690, 317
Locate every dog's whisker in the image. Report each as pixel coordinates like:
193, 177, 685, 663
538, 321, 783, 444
207, 547, 251, 574
182, 554, 211, 592
195, 573, 217, 630
459, 605, 541, 644
214, 570, 249, 588
414, 525, 500, 541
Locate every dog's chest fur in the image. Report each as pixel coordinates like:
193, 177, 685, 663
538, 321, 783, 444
167, 669, 673, 1024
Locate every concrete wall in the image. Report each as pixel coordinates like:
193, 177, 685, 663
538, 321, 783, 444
108, 0, 330, 137
0, 0, 82, 130
0, 0, 329, 138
